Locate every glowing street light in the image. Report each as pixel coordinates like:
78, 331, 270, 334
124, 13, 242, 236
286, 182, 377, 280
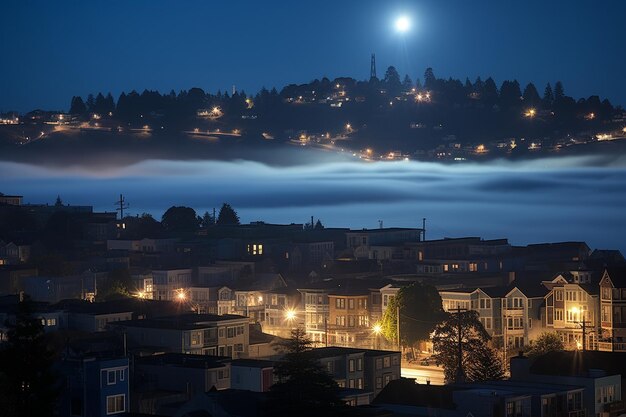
524, 108, 536, 118
285, 309, 297, 321
176, 289, 187, 301
372, 323, 383, 349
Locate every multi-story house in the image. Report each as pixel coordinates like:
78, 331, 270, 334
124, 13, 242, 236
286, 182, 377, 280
217, 286, 235, 315
543, 271, 599, 350
598, 268, 626, 352
152, 268, 192, 301
328, 289, 372, 348
262, 287, 302, 338
298, 287, 330, 345
346, 227, 422, 260
313, 347, 367, 390
110, 314, 250, 358
58, 355, 130, 417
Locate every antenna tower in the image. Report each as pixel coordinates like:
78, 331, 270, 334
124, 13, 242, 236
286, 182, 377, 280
370, 53, 377, 80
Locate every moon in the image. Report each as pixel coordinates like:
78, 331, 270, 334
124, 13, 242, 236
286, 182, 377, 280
395, 15, 411, 32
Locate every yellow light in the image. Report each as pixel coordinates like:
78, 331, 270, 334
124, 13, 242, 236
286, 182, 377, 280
346, 123, 352, 131
525, 108, 536, 118
176, 290, 186, 301
137, 291, 145, 299
285, 309, 296, 321
366, 148, 372, 154
571, 306, 580, 314
576, 340, 582, 350
372, 323, 383, 334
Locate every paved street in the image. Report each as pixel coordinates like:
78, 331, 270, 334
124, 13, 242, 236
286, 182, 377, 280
401, 365, 445, 385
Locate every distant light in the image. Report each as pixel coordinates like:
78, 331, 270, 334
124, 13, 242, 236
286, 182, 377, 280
372, 323, 382, 334
395, 15, 411, 32
285, 309, 296, 321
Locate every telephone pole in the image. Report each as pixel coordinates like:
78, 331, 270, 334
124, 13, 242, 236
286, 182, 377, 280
452, 306, 467, 383
115, 194, 129, 220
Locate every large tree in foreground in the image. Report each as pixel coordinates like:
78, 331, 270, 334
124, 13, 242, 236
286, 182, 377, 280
431, 310, 491, 383
466, 344, 505, 382
380, 282, 446, 348
265, 329, 345, 417
0, 295, 58, 417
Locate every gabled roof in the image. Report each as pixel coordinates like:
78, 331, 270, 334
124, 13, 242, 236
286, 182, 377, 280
603, 268, 626, 288
373, 378, 455, 409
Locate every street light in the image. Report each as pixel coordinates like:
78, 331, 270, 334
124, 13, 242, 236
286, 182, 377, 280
176, 289, 187, 301
372, 323, 383, 350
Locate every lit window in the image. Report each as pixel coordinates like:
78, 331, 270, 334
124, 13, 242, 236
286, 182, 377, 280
107, 370, 116, 385
106, 394, 125, 414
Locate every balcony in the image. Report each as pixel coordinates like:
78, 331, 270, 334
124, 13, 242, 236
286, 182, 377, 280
597, 341, 626, 352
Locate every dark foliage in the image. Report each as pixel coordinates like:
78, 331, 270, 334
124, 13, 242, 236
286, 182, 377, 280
161, 206, 199, 235
216, 203, 240, 225
0, 295, 58, 417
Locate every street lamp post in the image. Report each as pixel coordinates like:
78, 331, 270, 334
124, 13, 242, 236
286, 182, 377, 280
372, 323, 383, 350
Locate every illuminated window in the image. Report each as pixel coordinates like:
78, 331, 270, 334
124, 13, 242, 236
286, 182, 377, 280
106, 394, 125, 414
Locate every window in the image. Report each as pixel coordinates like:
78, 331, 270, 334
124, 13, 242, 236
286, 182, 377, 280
602, 287, 612, 300
227, 327, 235, 338
46, 318, 56, 326
383, 356, 391, 367
357, 358, 363, 371
349, 359, 355, 372
336, 298, 345, 309
235, 343, 243, 352
376, 377, 382, 389
357, 378, 363, 389
107, 370, 116, 385
375, 358, 383, 370
117, 369, 125, 382
218, 368, 230, 379
348, 299, 355, 310
348, 379, 355, 388
555, 290, 563, 301
555, 309, 564, 321
106, 395, 125, 415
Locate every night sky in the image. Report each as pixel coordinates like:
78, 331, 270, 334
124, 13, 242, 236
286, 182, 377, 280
2, 0, 626, 113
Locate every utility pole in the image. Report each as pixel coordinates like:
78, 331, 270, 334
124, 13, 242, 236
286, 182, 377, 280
422, 218, 426, 241
115, 194, 129, 220
452, 306, 467, 383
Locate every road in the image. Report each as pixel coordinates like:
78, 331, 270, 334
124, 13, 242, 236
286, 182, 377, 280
401, 365, 445, 385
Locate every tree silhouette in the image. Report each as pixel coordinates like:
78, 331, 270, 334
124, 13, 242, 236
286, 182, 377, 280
0, 295, 58, 417
384, 66, 402, 96
216, 203, 240, 225
69, 96, 87, 115
161, 206, 199, 235
525, 332, 563, 358
543, 83, 554, 107
466, 344, 504, 382
265, 329, 344, 417
402, 74, 413, 92
380, 282, 445, 347
431, 310, 491, 383
554, 81, 565, 102
522, 83, 541, 106
424, 67, 436, 90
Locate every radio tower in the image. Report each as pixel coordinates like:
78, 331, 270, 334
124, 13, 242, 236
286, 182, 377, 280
370, 53, 378, 81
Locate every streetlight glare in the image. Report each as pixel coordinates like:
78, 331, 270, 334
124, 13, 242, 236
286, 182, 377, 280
285, 309, 296, 321
395, 15, 411, 33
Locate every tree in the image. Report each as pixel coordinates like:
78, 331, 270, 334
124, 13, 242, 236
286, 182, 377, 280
543, 83, 554, 107
97, 268, 132, 301
554, 81, 565, 101
424, 67, 436, 90
482, 77, 499, 105
314, 219, 324, 230
200, 211, 215, 228
522, 83, 541, 106
380, 283, 446, 348
0, 295, 58, 417
161, 206, 199, 235
402, 74, 413, 91
383, 66, 402, 96
525, 332, 563, 358
431, 310, 491, 383
69, 96, 86, 115
265, 329, 345, 417
466, 344, 504, 382
216, 203, 240, 225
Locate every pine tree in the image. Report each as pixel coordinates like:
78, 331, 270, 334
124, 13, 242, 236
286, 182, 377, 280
466, 345, 504, 382
69, 96, 87, 115
554, 81, 565, 101
424, 67, 436, 90
265, 329, 345, 417
402, 74, 413, 91
543, 83, 554, 107
0, 295, 58, 417
216, 203, 240, 225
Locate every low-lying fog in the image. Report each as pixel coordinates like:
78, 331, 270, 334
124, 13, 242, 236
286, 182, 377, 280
2, 153, 625, 253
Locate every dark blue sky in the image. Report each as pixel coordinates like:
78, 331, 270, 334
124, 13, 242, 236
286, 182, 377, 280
2, 0, 625, 112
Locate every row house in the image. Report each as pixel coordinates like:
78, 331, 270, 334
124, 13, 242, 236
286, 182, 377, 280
346, 227, 422, 260
543, 271, 599, 350
440, 282, 546, 350
0, 241, 31, 265
152, 268, 192, 301
298, 281, 390, 348
110, 314, 250, 358
598, 268, 626, 352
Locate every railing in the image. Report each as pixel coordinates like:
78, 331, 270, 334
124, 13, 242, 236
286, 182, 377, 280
598, 341, 626, 352
568, 410, 585, 417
